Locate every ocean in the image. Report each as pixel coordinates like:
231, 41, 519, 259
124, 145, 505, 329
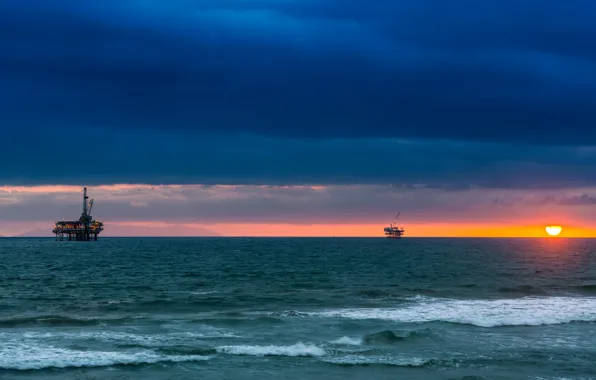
1, 237, 595, 380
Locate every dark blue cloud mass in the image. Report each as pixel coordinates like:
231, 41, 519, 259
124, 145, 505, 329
1, 0, 596, 186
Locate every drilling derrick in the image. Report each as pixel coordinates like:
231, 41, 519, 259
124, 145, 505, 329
52, 187, 104, 241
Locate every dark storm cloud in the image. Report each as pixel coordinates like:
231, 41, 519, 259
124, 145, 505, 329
2, 130, 596, 188
1, 0, 596, 186
2, 0, 596, 141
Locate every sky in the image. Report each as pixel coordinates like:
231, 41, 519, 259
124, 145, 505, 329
1, 0, 596, 237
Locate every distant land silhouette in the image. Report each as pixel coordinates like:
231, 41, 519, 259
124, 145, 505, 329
13, 228, 47, 237
102, 224, 221, 237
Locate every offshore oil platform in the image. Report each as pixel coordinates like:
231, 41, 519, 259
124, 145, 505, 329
53, 187, 104, 241
384, 212, 405, 238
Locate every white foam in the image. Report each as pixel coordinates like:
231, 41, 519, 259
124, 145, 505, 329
106, 299, 133, 305
309, 296, 596, 327
322, 354, 429, 367
330, 336, 362, 345
216, 342, 326, 357
16, 329, 238, 345
0, 342, 211, 370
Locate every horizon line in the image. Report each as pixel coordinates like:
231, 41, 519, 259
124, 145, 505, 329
1, 236, 592, 239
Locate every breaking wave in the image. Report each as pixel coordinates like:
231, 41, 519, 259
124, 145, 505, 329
0, 344, 211, 371
216, 342, 326, 357
330, 329, 433, 346
308, 296, 596, 327
321, 354, 434, 367
330, 336, 363, 345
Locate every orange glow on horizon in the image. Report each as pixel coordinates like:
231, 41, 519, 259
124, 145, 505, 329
105, 222, 596, 238
2, 221, 595, 238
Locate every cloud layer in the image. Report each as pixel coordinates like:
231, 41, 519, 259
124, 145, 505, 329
1, 184, 594, 226
1, 0, 596, 187
3, 132, 596, 188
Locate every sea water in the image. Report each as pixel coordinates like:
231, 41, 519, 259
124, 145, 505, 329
0, 237, 595, 379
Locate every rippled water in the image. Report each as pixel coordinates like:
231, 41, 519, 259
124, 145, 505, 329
1, 237, 595, 379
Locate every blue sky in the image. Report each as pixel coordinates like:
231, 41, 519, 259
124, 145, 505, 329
0, 1, 595, 235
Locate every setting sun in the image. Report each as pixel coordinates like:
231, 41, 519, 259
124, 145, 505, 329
545, 225, 563, 236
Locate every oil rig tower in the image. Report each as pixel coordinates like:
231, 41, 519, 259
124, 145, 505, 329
383, 212, 405, 239
53, 187, 104, 241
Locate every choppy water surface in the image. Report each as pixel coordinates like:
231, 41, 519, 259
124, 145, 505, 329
1, 237, 595, 379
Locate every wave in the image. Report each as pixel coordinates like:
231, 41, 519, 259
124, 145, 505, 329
216, 342, 326, 357
0, 344, 212, 371
575, 284, 596, 293
307, 296, 596, 327
330, 329, 433, 346
321, 354, 433, 367
355, 289, 400, 298
330, 336, 363, 345
0, 312, 272, 330
268, 310, 309, 318
0, 315, 138, 328
497, 285, 548, 296
156, 346, 217, 356
12, 328, 240, 347
364, 329, 431, 344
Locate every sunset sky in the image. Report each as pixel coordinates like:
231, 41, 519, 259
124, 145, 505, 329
1, 1, 596, 237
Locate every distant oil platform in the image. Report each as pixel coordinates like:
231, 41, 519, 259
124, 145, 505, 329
384, 212, 405, 238
53, 187, 104, 241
